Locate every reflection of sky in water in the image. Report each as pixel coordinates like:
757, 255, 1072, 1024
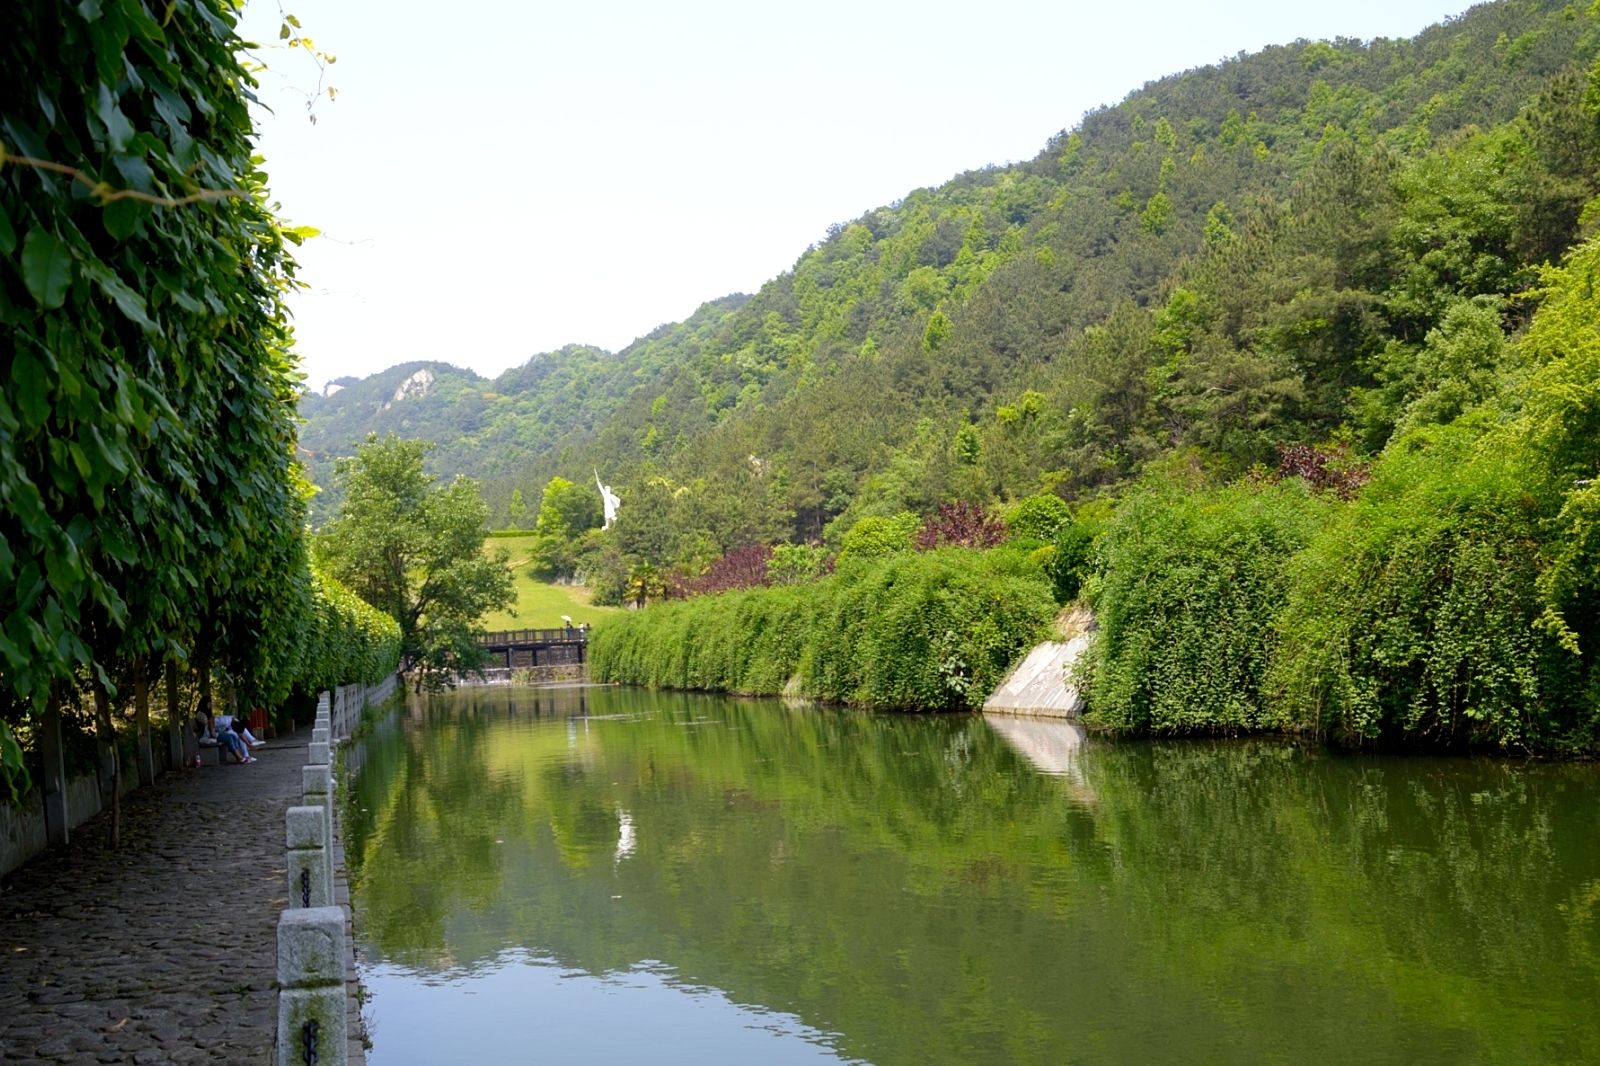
364, 951, 865, 1066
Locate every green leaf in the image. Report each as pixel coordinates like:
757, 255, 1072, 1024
101, 523, 138, 565
112, 153, 154, 192
151, 93, 193, 162
20, 228, 73, 309
97, 83, 135, 153
83, 260, 154, 330
0, 204, 15, 256
11, 350, 49, 429
102, 198, 148, 240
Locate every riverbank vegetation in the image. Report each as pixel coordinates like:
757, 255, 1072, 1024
591, 548, 1056, 710
1088, 235, 1600, 751
314, 435, 513, 689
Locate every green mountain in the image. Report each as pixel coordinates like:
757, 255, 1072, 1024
298, 295, 749, 518
299, 0, 1600, 550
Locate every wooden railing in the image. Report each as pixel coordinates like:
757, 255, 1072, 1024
477, 628, 587, 646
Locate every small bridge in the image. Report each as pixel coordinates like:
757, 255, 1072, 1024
477, 627, 588, 669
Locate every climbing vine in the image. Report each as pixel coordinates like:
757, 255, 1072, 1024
0, 1, 389, 802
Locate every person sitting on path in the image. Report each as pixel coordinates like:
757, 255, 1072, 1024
231, 713, 265, 756
214, 714, 256, 763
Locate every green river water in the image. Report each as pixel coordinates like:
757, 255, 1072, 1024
344, 685, 1600, 1065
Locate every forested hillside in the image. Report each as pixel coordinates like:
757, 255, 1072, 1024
304, 0, 1599, 544
298, 296, 747, 518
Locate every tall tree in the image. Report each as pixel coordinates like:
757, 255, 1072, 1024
527, 476, 601, 579
317, 435, 513, 687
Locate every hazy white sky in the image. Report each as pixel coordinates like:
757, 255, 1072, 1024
239, 0, 1461, 391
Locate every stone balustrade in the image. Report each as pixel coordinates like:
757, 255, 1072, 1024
274, 673, 397, 1066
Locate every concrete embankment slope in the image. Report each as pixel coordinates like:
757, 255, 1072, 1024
983, 607, 1093, 718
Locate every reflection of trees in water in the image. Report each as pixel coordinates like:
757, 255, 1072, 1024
346, 690, 1600, 1065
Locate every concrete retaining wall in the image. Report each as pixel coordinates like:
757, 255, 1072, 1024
275, 672, 399, 1066
330, 674, 399, 741
983, 607, 1096, 719
0, 745, 174, 878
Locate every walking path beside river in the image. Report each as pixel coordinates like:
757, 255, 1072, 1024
0, 733, 363, 1066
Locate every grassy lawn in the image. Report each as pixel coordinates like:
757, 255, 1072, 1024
479, 535, 621, 631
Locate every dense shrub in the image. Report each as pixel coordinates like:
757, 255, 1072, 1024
1004, 494, 1072, 541
1042, 501, 1112, 604
914, 501, 1005, 550
1085, 480, 1331, 733
591, 549, 1055, 710
836, 513, 919, 561
1275, 441, 1370, 499
1271, 239, 1600, 751
297, 569, 404, 696
768, 543, 831, 585
1270, 426, 1567, 749
681, 543, 774, 596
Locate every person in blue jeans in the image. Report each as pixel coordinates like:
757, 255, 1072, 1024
214, 713, 256, 763
218, 727, 250, 763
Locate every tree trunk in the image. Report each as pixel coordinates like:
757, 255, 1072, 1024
166, 659, 186, 770
196, 629, 214, 732
91, 677, 120, 849
39, 687, 69, 846
134, 660, 155, 787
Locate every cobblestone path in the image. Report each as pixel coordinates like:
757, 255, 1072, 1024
1, 736, 316, 1065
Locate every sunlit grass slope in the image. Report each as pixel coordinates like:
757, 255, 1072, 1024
479, 535, 620, 630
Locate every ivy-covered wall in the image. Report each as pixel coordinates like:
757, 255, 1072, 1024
0, 2, 397, 798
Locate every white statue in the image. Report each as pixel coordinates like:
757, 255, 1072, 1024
595, 470, 621, 530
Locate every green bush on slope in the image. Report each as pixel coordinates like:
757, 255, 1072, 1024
1085, 479, 1332, 733
1269, 425, 1560, 749
590, 549, 1055, 710
1091, 236, 1600, 751
1271, 237, 1600, 752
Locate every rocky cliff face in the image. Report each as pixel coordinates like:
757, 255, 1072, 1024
388, 367, 435, 405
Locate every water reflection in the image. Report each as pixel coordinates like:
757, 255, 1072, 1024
346, 687, 1600, 1065
983, 715, 1090, 781
363, 953, 862, 1065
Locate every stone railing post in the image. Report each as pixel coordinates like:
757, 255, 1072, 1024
276, 907, 347, 1066
302, 763, 334, 892
285, 805, 332, 909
